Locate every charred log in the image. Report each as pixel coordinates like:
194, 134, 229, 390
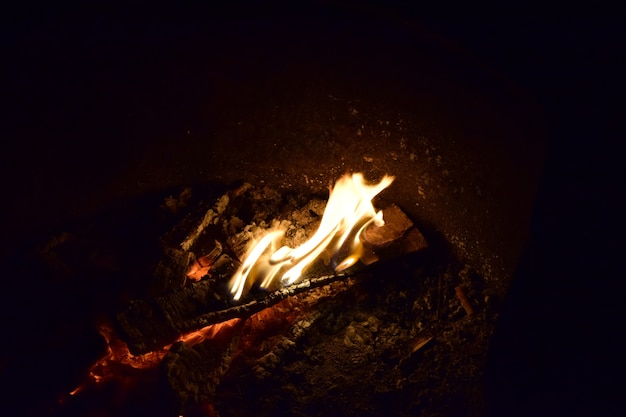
116, 278, 229, 355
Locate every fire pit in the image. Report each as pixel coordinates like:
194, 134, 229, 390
1, 8, 544, 417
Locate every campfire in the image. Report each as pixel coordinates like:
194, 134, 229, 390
0, 4, 547, 416
4, 172, 499, 417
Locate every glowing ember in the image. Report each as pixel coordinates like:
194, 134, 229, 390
65, 319, 243, 408
178, 318, 242, 345
187, 242, 223, 281
187, 253, 217, 281
229, 173, 394, 300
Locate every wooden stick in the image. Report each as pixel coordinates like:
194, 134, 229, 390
454, 285, 475, 316
184, 273, 350, 332
409, 333, 433, 354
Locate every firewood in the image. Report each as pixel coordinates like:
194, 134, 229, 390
399, 331, 435, 375
187, 273, 351, 332
116, 279, 230, 355
186, 241, 223, 281
362, 205, 414, 247
161, 318, 245, 407
409, 333, 434, 354
362, 204, 428, 262
152, 183, 250, 293
454, 285, 475, 316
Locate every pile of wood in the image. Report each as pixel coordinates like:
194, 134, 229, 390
115, 183, 428, 355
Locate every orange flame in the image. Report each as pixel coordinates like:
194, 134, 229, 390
229, 173, 394, 300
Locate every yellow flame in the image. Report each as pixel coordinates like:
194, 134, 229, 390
229, 173, 394, 300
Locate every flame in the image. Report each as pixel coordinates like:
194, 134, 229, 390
229, 173, 394, 300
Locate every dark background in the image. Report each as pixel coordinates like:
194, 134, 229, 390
2, 2, 624, 416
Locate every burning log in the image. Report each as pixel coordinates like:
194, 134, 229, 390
187, 273, 352, 331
